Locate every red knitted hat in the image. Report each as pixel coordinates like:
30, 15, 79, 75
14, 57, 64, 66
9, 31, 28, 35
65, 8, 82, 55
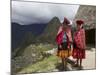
76, 20, 84, 25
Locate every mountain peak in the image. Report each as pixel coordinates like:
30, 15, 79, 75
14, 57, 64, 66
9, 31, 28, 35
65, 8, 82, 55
52, 16, 59, 19
38, 17, 61, 44
49, 16, 60, 24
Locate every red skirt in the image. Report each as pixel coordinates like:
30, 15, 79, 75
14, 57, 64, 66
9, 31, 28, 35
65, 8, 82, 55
72, 48, 85, 59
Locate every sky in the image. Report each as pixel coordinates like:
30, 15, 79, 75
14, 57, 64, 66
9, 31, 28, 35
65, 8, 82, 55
12, 1, 80, 25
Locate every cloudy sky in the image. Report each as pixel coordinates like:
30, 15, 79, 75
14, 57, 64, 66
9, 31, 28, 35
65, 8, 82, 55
12, 1, 80, 25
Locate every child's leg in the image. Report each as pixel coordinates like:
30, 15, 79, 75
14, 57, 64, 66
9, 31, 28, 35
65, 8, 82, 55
78, 59, 83, 70
76, 58, 79, 65
64, 58, 67, 70
73, 58, 79, 67
62, 58, 66, 70
80, 59, 82, 67
62, 58, 64, 67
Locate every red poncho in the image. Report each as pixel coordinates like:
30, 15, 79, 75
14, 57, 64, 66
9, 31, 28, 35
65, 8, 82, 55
74, 28, 86, 49
56, 25, 72, 48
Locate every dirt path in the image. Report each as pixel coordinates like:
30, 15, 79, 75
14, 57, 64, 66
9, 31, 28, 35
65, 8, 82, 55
82, 48, 96, 70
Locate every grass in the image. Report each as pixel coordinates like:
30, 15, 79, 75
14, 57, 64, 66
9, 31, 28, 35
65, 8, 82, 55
18, 55, 60, 74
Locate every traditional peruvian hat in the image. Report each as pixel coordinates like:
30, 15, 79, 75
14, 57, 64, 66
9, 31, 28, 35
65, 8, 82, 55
63, 17, 70, 25
68, 20, 73, 26
76, 20, 84, 25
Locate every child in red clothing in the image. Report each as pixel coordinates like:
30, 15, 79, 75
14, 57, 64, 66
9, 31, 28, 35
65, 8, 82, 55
72, 20, 86, 69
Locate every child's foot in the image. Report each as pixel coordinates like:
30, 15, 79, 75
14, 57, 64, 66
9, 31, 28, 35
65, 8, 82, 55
78, 66, 83, 70
73, 64, 79, 67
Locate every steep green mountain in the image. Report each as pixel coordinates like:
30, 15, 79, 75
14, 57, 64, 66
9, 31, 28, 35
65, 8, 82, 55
36, 16, 61, 44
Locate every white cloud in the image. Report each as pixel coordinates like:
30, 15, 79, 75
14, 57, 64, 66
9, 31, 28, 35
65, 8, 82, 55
12, 1, 79, 24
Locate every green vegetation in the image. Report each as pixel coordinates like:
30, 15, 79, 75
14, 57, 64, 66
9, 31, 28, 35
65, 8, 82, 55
12, 43, 58, 74
18, 55, 60, 74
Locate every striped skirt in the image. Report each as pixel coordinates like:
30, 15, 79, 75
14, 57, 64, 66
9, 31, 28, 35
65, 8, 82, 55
57, 50, 71, 58
57, 42, 71, 58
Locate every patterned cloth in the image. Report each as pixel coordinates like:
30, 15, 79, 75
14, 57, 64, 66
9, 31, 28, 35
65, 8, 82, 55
72, 28, 86, 59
